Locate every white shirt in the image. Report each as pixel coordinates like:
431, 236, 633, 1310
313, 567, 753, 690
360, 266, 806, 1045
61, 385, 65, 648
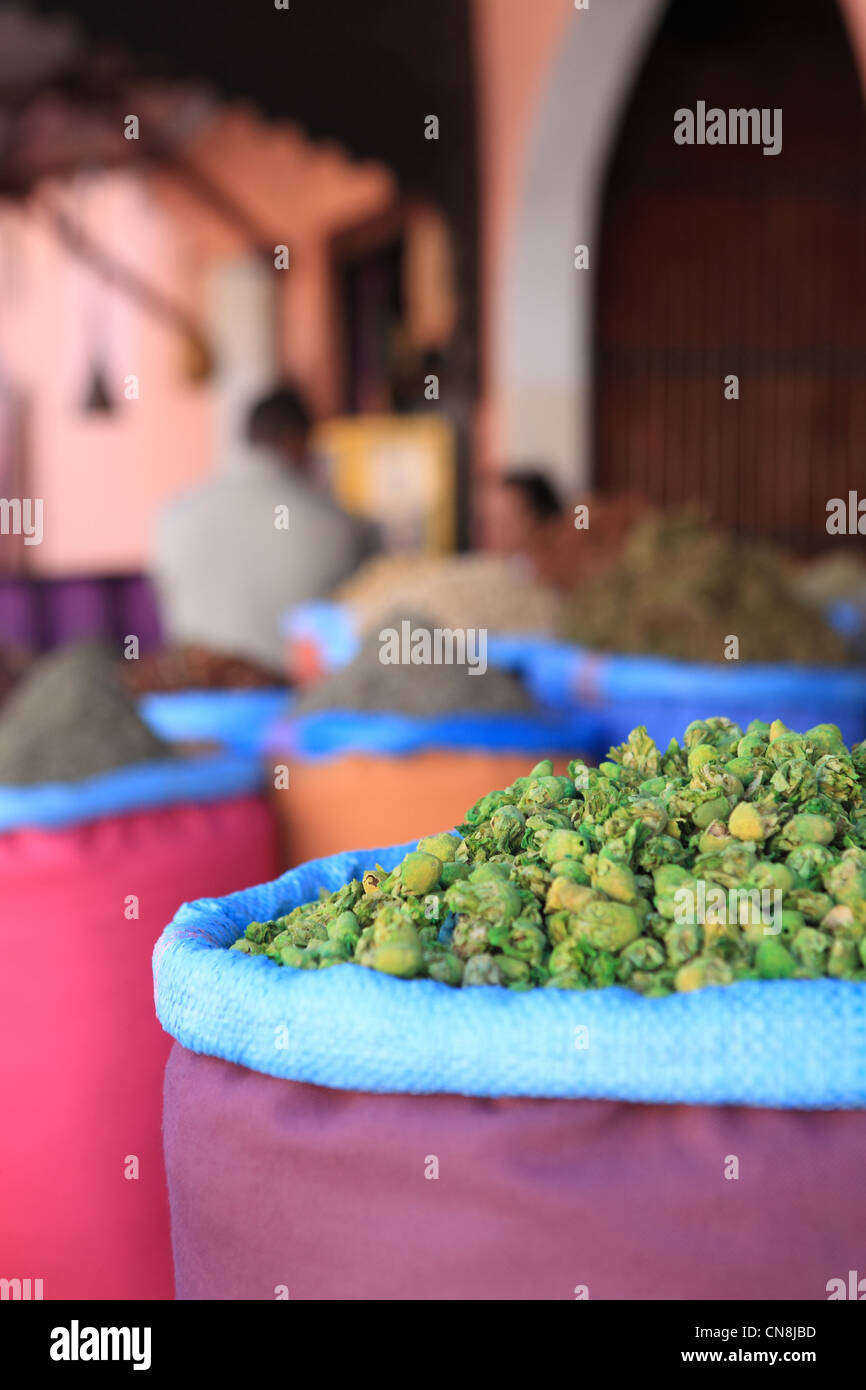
152, 444, 371, 672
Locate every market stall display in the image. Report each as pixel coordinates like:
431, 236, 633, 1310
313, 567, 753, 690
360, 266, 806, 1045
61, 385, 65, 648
268, 610, 605, 865
0, 646, 281, 1299
285, 553, 561, 683
239, 717, 866, 991
154, 714, 866, 1299
559, 512, 852, 664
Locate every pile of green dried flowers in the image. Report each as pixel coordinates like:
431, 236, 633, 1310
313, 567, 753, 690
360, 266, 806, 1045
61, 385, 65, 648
232, 717, 866, 995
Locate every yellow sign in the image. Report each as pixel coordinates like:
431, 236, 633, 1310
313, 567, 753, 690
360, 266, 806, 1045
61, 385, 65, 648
313, 414, 455, 553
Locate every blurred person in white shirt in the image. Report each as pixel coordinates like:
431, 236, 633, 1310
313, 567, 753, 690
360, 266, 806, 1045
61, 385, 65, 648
152, 384, 375, 674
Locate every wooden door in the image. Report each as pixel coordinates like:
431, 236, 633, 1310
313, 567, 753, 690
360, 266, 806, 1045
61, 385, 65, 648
594, 0, 866, 550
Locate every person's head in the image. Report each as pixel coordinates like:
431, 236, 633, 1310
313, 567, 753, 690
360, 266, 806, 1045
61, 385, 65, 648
480, 468, 564, 553
246, 384, 313, 469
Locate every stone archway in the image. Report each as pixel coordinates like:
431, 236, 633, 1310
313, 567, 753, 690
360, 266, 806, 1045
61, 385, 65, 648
497, 0, 666, 492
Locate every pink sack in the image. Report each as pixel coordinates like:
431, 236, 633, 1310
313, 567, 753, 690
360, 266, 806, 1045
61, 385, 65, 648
0, 796, 279, 1301
164, 1043, 866, 1301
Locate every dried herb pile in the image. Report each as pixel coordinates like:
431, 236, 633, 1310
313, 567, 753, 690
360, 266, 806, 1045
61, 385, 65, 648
559, 513, 851, 665
233, 716, 866, 994
0, 641, 172, 785
293, 608, 533, 717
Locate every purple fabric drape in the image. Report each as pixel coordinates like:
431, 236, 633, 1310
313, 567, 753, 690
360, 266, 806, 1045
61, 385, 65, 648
0, 574, 162, 653
163, 1043, 866, 1301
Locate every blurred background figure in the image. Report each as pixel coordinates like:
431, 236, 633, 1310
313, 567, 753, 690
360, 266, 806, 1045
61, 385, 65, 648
152, 384, 375, 673
479, 468, 564, 583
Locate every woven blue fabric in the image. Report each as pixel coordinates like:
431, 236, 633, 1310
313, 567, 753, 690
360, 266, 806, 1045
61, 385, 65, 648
138, 689, 289, 754
154, 840, 866, 1108
269, 707, 608, 759
0, 753, 264, 832
485, 637, 866, 747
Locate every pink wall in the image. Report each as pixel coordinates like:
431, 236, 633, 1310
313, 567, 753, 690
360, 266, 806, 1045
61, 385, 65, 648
1, 115, 393, 577
0, 176, 212, 576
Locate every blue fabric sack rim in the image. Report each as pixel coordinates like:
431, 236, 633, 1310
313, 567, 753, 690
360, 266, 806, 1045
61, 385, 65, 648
154, 838, 866, 1109
267, 707, 608, 760
485, 635, 866, 702
0, 752, 265, 832
138, 688, 289, 754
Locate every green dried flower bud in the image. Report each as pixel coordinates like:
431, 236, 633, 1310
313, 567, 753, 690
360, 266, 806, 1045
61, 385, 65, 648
692, 795, 731, 830
823, 858, 866, 907
549, 858, 591, 885
424, 948, 464, 986
488, 920, 548, 965
231, 937, 267, 955
440, 860, 471, 888
327, 909, 361, 948
462, 952, 505, 986
451, 919, 492, 958
616, 936, 666, 981
653, 863, 692, 896
791, 927, 830, 975
279, 944, 318, 970
816, 754, 858, 802
591, 855, 639, 904
725, 756, 758, 782
788, 889, 834, 924
573, 900, 641, 952
775, 813, 836, 850
698, 822, 734, 854
544, 971, 586, 990
541, 827, 589, 865
687, 743, 721, 776
778, 908, 806, 939
820, 903, 856, 934
496, 955, 531, 984
786, 843, 837, 890
417, 833, 461, 862
828, 937, 859, 979
738, 732, 768, 758
489, 805, 526, 852
528, 758, 555, 778
399, 851, 443, 895
356, 920, 425, 978
675, 956, 734, 991
312, 939, 351, 968
469, 862, 512, 883
665, 919, 704, 966
755, 938, 797, 979
545, 877, 600, 914
728, 801, 768, 841
517, 775, 573, 814
630, 969, 676, 996
749, 861, 794, 894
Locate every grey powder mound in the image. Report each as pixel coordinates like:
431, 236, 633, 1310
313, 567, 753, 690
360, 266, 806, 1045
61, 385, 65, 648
0, 641, 174, 786
294, 609, 534, 717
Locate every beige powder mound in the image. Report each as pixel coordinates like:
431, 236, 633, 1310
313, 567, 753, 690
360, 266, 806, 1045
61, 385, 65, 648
333, 552, 560, 638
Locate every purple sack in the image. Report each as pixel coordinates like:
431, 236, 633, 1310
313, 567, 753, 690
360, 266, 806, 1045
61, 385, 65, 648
163, 1043, 866, 1301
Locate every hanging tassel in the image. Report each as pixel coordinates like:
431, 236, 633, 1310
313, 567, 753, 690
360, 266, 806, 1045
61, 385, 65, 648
83, 363, 114, 414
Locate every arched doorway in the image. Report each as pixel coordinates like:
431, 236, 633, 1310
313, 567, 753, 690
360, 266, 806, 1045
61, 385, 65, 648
594, 0, 866, 548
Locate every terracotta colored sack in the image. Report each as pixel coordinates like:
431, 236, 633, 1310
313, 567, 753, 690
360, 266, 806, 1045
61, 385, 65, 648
269, 750, 567, 867
0, 795, 279, 1301
164, 1044, 866, 1301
